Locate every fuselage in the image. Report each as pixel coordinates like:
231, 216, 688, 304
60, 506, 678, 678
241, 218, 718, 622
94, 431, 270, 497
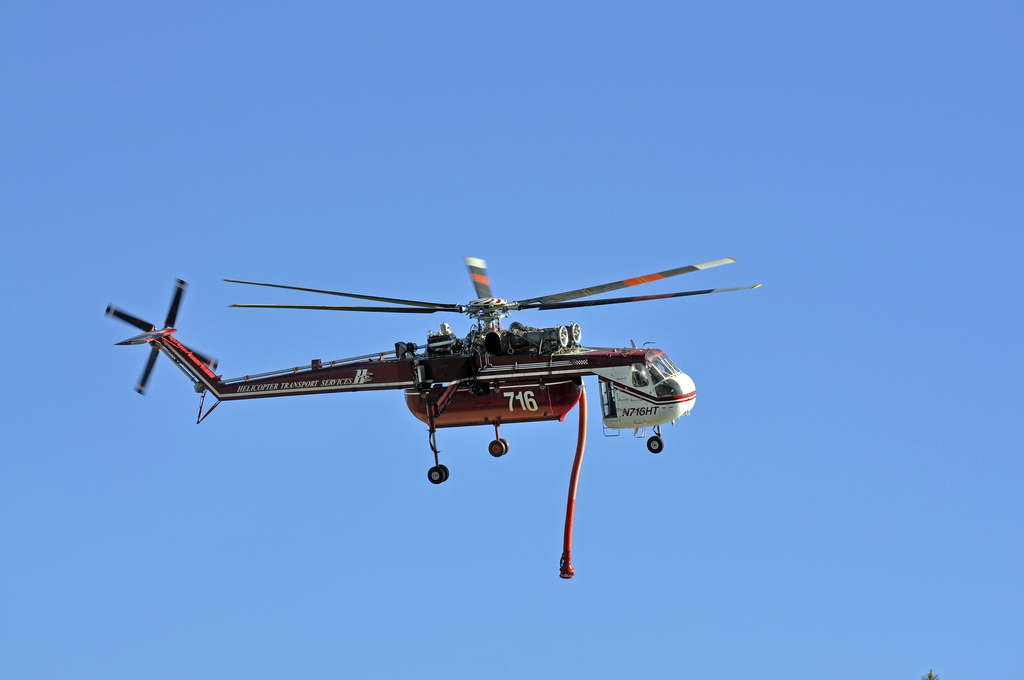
157, 334, 693, 432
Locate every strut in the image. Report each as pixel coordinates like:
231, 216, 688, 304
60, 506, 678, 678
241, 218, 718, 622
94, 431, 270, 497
425, 381, 463, 484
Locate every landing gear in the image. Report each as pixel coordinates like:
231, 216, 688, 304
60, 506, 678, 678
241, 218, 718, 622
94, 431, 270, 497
646, 424, 664, 453
426, 429, 450, 484
427, 464, 450, 484
423, 382, 463, 484
488, 422, 509, 457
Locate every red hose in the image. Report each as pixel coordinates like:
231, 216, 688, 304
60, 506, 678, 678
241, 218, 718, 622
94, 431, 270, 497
559, 383, 587, 579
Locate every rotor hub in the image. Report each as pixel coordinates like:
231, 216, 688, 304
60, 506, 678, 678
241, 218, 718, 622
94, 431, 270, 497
467, 298, 514, 326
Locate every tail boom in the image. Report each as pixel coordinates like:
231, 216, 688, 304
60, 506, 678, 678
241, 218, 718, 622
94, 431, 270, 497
155, 336, 421, 402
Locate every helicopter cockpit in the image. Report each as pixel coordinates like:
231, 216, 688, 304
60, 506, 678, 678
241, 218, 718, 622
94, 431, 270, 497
597, 349, 697, 449
629, 351, 687, 397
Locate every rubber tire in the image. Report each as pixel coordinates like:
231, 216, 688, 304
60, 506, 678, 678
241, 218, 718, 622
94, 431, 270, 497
428, 465, 446, 484
647, 435, 664, 454
488, 440, 505, 457
439, 464, 450, 482
499, 438, 509, 455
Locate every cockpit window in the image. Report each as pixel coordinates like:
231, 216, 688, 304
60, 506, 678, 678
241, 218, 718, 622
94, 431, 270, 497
661, 354, 681, 375
631, 363, 650, 387
645, 352, 679, 384
647, 361, 667, 384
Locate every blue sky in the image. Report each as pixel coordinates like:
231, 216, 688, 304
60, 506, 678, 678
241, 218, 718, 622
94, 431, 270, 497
2, 2, 1022, 678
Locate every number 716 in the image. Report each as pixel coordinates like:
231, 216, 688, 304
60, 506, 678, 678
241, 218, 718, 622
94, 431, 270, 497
503, 390, 538, 412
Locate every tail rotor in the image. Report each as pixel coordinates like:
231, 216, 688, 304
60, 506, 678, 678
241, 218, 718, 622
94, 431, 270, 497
106, 279, 217, 395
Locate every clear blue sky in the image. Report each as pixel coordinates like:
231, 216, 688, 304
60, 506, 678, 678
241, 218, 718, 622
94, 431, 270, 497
2, 2, 1022, 678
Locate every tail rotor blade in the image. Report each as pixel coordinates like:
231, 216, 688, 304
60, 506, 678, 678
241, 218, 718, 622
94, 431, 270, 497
182, 343, 219, 369
165, 279, 186, 328
135, 345, 161, 394
465, 257, 493, 299
106, 306, 155, 333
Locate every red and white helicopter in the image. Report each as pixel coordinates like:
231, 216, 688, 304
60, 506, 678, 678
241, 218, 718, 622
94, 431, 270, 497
107, 256, 758, 576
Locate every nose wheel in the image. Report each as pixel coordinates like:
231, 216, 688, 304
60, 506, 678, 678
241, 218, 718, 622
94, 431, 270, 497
646, 424, 664, 453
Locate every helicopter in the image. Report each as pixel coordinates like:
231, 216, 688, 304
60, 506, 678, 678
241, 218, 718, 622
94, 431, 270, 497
106, 257, 759, 484
107, 256, 758, 577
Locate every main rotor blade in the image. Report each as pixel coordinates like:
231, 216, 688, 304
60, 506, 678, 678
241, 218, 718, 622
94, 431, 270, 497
165, 279, 186, 328
464, 257, 492, 299
230, 304, 447, 314
517, 257, 739, 305
135, 345, 160, 394
106, 306, 156, 332
225, 279, 457, 310
519, 285, 761, 310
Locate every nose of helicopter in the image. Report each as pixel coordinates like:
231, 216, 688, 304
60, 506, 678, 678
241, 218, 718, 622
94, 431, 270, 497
673, 372, 696, 413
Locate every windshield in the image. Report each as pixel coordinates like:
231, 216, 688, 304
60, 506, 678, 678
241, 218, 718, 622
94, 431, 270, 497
645, 352, 680, 384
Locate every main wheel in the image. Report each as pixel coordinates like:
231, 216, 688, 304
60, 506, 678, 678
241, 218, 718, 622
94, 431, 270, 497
647, 435, 664, 453
488, 439, 505, 457
428, 465, 447, 484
